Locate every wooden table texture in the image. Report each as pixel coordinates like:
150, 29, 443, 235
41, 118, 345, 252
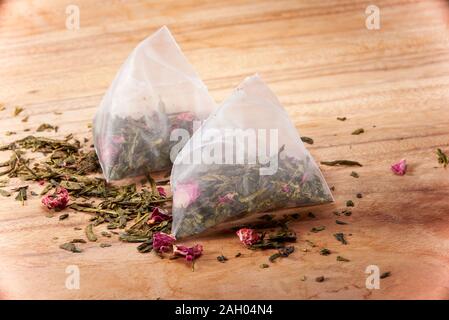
1, 0, 449, 299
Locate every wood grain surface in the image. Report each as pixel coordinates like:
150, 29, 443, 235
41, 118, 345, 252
1, 0, 449, 299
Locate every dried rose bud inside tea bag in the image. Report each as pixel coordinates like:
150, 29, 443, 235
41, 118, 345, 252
170, 75, 333, 238
93, 26, 216, 181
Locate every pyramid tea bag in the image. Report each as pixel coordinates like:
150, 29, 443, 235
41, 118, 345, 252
93, 26, 216, 181
171, 75, 333, 238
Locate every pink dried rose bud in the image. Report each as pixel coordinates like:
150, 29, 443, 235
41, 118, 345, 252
157, 186, 167, 198
173, 244, 203, 262
218, 192, 236, 204
281, 184, 291, 193
391, 159, 407, 175
152, 232, 176, 253
147, 207, 171, 225
236, 228, 260, 246
174, 182, 200, 208
42, 187, 69, 210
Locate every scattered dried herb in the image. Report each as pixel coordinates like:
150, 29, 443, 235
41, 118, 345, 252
320, 160, 362, 167
37, 123, 56, 132
380, 271, 391, 279
71, 239, 86, 244
307, 212, 316, 218
14, 106, 24, 116
269, 246, 295, 262
315, 276, 325, 282
217, 255, 228, 263
346, 200, 354, 207
21, 116, 29, 123
320, 248, 331, 256
436, 148, 448, 168
356, 193, 362, 198
260, 263, 269, 269
59, 213, 69, 220
336, 256, 350, 262
334, 233, 347, 245
85, 224, 97, 242
59, 242, 82, 253
235, 252, 242, 258
351, 128, 364, 135
100, 243, 112, 248
336, 220, 347, 225
311, 226, 325, 233
14, 186, 28, 205
300, 137, 314, 145
350, 171, 359, 178
337, 117, 346, 121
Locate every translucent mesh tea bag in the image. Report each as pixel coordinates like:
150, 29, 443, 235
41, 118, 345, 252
171, 74, 333, 238
93, 26, 216, 181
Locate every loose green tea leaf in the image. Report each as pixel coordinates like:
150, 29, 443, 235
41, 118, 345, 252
59, 213, 69, 220
14, 106, 24, 116
260, 263, 269, 269
85, 224, 97, 242
346, 200, 354, 207
336, 256, 350, 262
380, 271, 391, 279
335, 220, 348, 225
71, 239, 86, 243
311, 226, 325, 233
436, 148, 448, 168
334, 233, 347, 245
269, 246, 295, 262
59, 242, 82, 253
315, 276, 325, 282
351, 128, 364, 135
300, 137, 314, 145
137, 240, 153, 253
217, 255, 228, 263
356, 193, 362, 198
350, 171, 359, 178
320, 160, 362, 167
14, 186, 28, 205
320, 248, 331, 256
336, 117, 346, 121
37, 123, 56, 132
100, 243, 112, 248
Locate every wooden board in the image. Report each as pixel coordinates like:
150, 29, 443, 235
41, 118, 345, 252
1, 0, 449, 299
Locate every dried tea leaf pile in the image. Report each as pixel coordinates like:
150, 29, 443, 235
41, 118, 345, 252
0, 134, 172, 251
